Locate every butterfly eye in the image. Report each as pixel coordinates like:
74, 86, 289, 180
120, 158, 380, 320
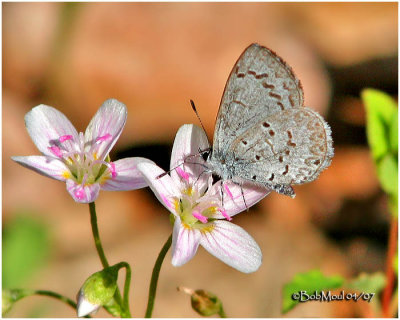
201, 148, 211, 161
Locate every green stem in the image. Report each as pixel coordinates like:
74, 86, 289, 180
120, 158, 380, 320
114, 261, 132, 317
35, 290, 78, 310
17, 289, 90, 317
89, 202, 109, 268
88, 202, 125, 317
145, 234, 172, 318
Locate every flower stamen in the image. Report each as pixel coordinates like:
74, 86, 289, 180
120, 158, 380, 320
59, 135, 73, 142
161, 194, 173, 209
219, 208, 232, 221
176, 167, 190, 182
75, 188, 86, 200
224, 184, 234, 201
48, 146, 63, 158
192, 211, 208, 223
96, 133, 112, 143
109, 162, 117, 178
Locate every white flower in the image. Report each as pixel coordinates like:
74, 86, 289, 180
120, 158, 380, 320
12, 99, 151, 203
138, 124, 270, 273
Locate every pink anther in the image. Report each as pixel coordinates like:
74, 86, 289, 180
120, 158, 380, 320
219, 208, 232, 221
48, 146, 63, 158
161, 194, 172, 209
75, 188, 86, 200
59, 135, 73, 142
176, 167, 190, 182
192, 211, 208, 223
224, 184, 234, 200
96, 133, 112, 143
109, 162, 117, 178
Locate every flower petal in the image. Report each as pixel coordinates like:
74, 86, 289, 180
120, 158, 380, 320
76, 289, 100, 317
210, 180, 270, 218
171, 217, 201, 267
84, 99, 127, 160
200, 220, 262, 273
66, 180, 101, 203
170, 124, 210, 191
11, 155, 70, 181
137, 161, 180, 214
101, 157, 153, 191
25, 105, 79, 156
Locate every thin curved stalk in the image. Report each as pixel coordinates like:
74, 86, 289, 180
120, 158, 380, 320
113, 261, 132, 317
145, 234, 172, 318
88, 202, 125, 316
89, 202, 109, 268
17, 290, 90, 318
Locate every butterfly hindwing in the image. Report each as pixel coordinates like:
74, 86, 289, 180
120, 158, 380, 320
230, 108, 333, 187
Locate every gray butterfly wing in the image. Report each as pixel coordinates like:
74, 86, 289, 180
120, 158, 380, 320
212, 43, 304, 155
230, 108, 334, 192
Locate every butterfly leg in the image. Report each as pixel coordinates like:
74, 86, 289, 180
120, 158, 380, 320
240, 185, 248, 211
220, 180, 225, 208
232, 181, 248, 210
194, 169, 208, 185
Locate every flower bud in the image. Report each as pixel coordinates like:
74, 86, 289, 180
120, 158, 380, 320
77, 266, 119, 317
178, 287, 224, 317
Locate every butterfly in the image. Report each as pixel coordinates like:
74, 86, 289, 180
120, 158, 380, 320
202, 43, 334, 198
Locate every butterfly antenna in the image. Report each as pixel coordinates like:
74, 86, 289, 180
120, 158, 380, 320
190, 99, 211, 143
156, 159, 209, 180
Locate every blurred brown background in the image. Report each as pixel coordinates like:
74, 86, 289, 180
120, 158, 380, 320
2, 2, 398, 317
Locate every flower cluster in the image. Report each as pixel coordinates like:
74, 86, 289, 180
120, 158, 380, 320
13, 101, 270, 272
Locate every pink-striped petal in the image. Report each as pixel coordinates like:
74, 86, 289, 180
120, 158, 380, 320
84, 99, 127, 161
24, 105, 79, 156
66, 180, 101, 203
200, 220, 262, 273
136, 161, 180, 214
170, 124, 210, 192
171, 217, 201, 267
101, 157, 153, 191
11, 155, 70, 181
211, 181, 270, 218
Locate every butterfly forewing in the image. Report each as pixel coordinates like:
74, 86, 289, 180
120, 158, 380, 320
212, 43, 304, 155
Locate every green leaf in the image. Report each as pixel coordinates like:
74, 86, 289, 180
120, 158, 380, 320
361, 89, 397, 161
377, 154, 398, 196
282, 270, 344, 314
389, 108, 398, 153
345, 272, 386, 294
388, 194, 398, 218
2, 214, 51, 288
